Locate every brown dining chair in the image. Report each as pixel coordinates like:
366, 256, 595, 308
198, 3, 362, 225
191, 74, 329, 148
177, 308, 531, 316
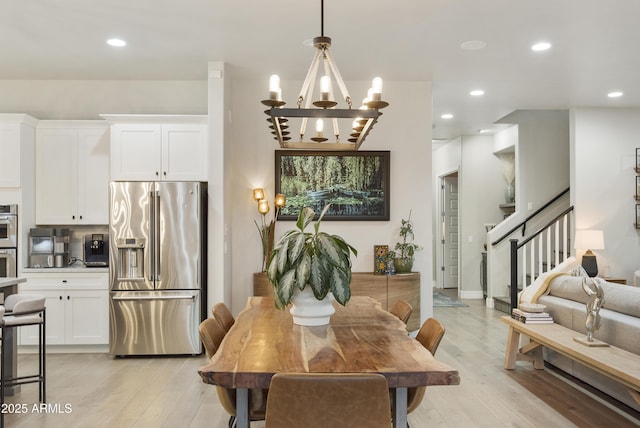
198, 317, 227, 358
389, 299, 413, 325
264, 373, 391, 428
212, 302, 235, 333
198, 317, 267, 428
406, 317, 446, 414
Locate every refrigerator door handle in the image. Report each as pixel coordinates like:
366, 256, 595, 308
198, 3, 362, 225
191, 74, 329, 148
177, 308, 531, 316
155, 189, 161, 282
111, 295, 196, 301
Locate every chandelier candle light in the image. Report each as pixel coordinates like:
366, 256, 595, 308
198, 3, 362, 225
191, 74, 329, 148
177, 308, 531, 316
261, 0, 389, 150
253, 188, 286, 271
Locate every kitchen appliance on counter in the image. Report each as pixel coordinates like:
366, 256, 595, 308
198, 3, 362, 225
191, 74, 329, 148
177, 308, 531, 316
0, 204, 18, 279
84, 233, 109, 267
109, 181, 207, 356
28, 227, 70, 268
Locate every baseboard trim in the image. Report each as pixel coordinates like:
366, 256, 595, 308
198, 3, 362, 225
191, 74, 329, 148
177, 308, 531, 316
459, 290, 483, 299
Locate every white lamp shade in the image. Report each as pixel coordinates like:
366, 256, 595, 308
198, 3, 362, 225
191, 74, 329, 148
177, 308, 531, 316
574, 229, 605, 250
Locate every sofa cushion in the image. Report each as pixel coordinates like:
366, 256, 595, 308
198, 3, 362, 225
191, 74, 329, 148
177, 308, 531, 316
547, 275, 640, 318
601, 281, 640, 318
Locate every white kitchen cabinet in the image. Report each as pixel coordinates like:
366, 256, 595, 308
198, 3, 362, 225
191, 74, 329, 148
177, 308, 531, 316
104, 115, 208, 181
0, 114, 37, 188
35, 121, 109, 225
19, 272, 109, 346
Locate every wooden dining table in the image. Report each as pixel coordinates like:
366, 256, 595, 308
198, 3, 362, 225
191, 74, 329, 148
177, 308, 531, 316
198, 296, 460, 428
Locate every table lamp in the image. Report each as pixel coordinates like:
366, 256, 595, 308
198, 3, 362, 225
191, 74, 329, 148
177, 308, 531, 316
574, 229, 605, 277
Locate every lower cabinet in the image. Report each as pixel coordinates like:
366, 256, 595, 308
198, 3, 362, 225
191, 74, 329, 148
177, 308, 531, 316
19, 273, 109, 346
253, 271, 421, 331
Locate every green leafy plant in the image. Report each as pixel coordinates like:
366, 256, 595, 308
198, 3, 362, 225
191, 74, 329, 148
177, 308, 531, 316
394, 211, 422, 259
267, 205, 358, 309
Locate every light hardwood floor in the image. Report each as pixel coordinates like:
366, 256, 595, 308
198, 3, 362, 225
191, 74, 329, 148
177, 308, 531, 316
4, 292, 640, 427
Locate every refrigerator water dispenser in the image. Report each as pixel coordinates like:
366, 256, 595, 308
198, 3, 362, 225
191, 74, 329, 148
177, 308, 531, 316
116, 238, 145, 279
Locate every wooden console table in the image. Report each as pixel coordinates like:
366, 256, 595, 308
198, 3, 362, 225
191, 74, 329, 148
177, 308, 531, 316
253, 272, 421, 331
501, 316, 640, 405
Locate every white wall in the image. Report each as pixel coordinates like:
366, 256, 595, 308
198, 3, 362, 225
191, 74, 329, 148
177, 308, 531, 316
432, 135, 505, 298
432, 137, 461, 287
228, 78, 434, 319
459, 135, 504, 298
571, 108, 640, 283
0, 80, 207, 119
488, 110, 569, 302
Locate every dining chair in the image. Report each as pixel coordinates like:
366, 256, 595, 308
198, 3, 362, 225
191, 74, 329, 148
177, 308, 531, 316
198, 317, 227, 358
1, 295, 47, 428
406, 317, 446, 414
389, 299, 413, 325
198, 317, 267, 428
264, 373, 392, 428
212, 302, 235, 333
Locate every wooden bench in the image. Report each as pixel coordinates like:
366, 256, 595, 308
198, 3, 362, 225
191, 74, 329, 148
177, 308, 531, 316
500, 316, 640, 406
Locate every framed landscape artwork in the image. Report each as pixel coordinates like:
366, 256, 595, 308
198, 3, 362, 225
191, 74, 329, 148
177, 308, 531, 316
275, 150, 390, 221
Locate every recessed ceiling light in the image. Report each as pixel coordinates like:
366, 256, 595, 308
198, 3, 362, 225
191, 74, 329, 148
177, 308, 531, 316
608, 91, 623, 98
479, 129, 491, 134
470, 90, 485, 96
107, 38, 127, 47
531, 42, 551, 51
460, 40, 487, 51
441, 113, 454, 120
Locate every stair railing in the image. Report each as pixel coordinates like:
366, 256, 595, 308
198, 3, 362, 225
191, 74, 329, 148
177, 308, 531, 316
509, 206, 574, 309
492, 187, 570, 247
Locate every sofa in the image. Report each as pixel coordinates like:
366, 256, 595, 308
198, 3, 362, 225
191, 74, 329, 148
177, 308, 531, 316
536, 275, 640, 412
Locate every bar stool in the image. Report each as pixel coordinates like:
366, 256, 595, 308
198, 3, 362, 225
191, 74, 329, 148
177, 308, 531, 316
0, 294, 46, 428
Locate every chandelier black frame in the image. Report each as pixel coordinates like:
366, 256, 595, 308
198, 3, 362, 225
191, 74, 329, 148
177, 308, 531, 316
261, 0, 388, 150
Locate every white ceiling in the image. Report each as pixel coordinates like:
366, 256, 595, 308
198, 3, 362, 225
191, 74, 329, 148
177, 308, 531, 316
2, 0, 640, 141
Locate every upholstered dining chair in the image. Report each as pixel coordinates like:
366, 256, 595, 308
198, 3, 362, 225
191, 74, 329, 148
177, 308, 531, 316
406, 317, 446, 414
264, 373, 392, 428
198, 317, 226, 358
389, 299, 413, 325
1, 295, 47, 428
198, 317, 267, 428
212, 302, 235, 333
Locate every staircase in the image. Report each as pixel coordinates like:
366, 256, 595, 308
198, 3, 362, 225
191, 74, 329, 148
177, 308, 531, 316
490, 188, 573, 313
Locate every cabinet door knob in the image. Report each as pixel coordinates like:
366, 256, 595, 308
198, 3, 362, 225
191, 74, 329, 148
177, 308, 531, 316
79, 215, 83, 220
62, 280, 67, 283
163, 171, 167, 176
67, 296, 70, 300
59, 296, 63, 300
72, 215, 75, 219
156, 171, 159, 176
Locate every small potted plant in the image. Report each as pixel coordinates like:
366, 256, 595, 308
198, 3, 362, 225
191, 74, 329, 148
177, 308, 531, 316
392, 211, 421, 273
267, 205, 357, 326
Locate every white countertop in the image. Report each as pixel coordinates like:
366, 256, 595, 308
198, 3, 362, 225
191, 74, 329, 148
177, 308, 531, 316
0, 277, 27, 288
21, 267, 109, 274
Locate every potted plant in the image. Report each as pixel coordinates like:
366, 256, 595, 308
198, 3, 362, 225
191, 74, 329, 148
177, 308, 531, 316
266, 205, 357, 326
392, 211, 421, 273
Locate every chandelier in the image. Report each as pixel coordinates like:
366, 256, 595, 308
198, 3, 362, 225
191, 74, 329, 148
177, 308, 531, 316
261, 0, 388, 150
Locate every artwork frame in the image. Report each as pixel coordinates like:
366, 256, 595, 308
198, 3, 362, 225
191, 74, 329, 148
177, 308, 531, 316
275, 150, 390, 221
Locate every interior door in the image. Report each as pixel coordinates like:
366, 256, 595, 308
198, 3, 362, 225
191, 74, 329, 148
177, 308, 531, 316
442, 173, 459, 289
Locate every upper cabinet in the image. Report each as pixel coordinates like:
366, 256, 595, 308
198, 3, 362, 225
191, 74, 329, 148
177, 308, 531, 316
0, 114, 37, 188
102, 114, 208, 181
35, 121, 110, 225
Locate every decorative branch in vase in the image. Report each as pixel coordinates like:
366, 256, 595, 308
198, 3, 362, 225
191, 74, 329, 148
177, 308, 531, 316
253, 188, 286, 271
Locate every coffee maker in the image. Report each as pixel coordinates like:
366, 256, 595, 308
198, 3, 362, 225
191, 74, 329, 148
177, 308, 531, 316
84, 233, 109, 267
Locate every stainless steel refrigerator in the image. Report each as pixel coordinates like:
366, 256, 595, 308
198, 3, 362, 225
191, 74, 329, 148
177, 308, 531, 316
109, 181, 207, 356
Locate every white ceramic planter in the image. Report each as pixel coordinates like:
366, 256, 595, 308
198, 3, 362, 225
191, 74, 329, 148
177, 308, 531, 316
289, 286, 335, 326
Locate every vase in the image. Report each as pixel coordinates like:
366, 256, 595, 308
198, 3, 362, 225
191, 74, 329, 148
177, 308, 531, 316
393, 257, 413, 274
290, 286, 336, 326
505, 182, 515, 203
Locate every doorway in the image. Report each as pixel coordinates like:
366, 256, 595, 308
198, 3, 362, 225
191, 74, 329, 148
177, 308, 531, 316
441, 172, 459, 289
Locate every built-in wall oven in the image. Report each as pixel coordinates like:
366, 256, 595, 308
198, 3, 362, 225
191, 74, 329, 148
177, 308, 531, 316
0, 204, 18, 279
